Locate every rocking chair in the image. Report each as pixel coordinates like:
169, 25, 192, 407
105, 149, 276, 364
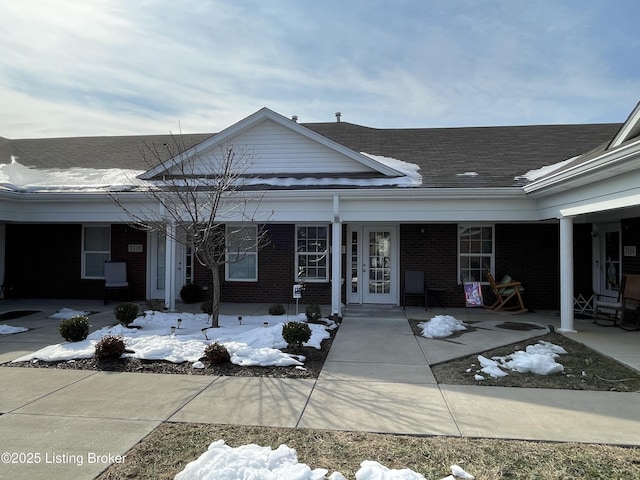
485, 266, 527, 313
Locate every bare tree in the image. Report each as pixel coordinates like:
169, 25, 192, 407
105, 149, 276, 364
111, 135, 271, 327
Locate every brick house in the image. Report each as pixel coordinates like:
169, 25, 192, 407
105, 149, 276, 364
1, 103, 639, 331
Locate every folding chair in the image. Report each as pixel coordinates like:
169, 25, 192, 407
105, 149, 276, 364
402, 270, 427, 310
104, 261, 129, 304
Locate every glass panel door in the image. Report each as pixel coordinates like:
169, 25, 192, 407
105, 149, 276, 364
362, 226, 397, 304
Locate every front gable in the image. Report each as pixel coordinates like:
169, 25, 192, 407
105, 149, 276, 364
140, 108, 415, 185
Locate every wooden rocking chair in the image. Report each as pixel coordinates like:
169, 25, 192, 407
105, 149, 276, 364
485, 266, 527, 313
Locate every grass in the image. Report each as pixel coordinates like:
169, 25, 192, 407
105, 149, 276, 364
97, 424, 640, 479
97, 322, 640, 479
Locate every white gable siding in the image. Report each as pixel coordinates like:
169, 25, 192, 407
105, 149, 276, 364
170, 119, 373, 176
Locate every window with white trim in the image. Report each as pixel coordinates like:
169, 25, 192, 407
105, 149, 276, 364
225, 225, 258, 281
82, 225, 111, 278
296, 225, 329, 282
458, 225, 494, 283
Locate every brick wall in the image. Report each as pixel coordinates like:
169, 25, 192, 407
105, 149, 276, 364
495, 223, 559, 310
399, 224, 461, 307
195, 224, 332, 306
5, 223, 147, 300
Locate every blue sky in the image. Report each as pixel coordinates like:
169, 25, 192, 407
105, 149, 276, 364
0, 0, 638, 138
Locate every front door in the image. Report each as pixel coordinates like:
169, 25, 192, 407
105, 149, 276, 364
594, 223, 621, 299
148, 232, 190, 300
348, 225, 398, 304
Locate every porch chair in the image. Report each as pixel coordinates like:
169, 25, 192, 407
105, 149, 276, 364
402, 270, 427, 310
593, 275, 625, 326
619, 274, 640, 331
104, 261, 129, 305
484, 266, 527, 313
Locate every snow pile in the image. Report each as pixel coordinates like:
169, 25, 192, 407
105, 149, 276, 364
515, 156, 578, 182
474, 340, 568, 380
174, 440, 474, 480
0, 157, 145, 193
12, 310, 336, 368
0, 324, 29, 335
0, 156, 422, 191
418, 315, 467, 338
48, 308, 91, 319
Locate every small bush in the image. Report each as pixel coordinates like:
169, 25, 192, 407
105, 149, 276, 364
203, 342, 230, 365
59, 315, 90, 342
114, 302, 139, 326
146, 299, 165, 311
282, 321, 311, 348
268, 304, 286, 315
180, 283, 202, 303
95, 335, 126, 361
305, 304, 322, 322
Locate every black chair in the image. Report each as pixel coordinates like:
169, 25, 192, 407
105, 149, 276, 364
104, 261, 129, 304
402, 270, 427, 310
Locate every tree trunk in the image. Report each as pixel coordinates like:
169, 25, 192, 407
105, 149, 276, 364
211, 263, 221, 327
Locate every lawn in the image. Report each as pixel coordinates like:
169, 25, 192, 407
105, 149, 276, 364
96, 325, 640, 479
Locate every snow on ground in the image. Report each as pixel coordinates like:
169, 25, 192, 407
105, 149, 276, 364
474, 340, 568, 380
173, 440, 474, 480
12, 310, 336, 367
418, 315, 467, 338
0, 324, 29, 335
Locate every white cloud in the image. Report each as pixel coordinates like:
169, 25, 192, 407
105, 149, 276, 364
0, 0, 638, 138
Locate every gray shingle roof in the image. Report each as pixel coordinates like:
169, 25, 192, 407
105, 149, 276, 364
304, 122, 622, 187
0, 121, 622, 188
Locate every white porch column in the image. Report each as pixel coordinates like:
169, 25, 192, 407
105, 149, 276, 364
331, 195, 342, 317
164, 223, 177, 312
559, 216, 575, 332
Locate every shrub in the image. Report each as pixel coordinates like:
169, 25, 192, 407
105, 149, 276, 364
269, 304, 286, 315
180, 283, 202, 303
114, 302, 139, 326
146, 299, 165, 311
203, 342, 230, 365
95, 335, 126, 361
282, 321, 311, 348
59, 315, 90, 342
305, 304, 322, 322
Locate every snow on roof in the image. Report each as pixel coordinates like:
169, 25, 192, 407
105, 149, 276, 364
515, 156, 579, 183
0, 154, 421, 193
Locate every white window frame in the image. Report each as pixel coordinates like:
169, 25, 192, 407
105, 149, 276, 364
296, 224, 329, 282
82, 225, 111, 279
458, 224, 495, 284
225, 225, 258, 282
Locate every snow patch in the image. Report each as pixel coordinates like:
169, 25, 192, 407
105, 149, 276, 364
418, 315, 467, 338
475, 340, 567, 379
174, 440, 474, 480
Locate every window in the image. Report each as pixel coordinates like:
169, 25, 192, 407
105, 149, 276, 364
226, 225, 258, 281
296, 225, 328, 282
458, 225, 494, 283
82, 225, 111, 278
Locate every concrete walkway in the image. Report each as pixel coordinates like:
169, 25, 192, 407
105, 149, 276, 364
0, 300, 639, 479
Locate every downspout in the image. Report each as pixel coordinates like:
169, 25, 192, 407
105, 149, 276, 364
331, 195, 342, 318
558, 216, 575, 332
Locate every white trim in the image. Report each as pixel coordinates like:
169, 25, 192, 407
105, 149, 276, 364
457, 224, 495, 284
140, 108, 404, 180
609, 101, 640, 149
81, 224, 111, 279
295, 224, 330, 283
225, 225, 259, 282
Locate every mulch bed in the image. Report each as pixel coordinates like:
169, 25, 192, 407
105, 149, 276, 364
2, 328, 336, 379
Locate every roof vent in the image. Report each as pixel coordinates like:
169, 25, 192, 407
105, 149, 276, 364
291, 115, 298, 122
335, 112, 342, 122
